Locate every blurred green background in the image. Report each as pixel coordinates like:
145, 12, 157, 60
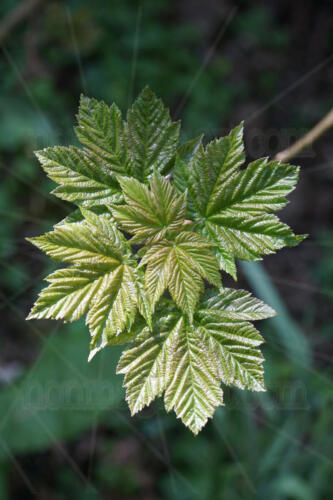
0, 0, 333, 498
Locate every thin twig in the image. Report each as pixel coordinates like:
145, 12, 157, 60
275, 107, 333, 162
0, 0, 44, 44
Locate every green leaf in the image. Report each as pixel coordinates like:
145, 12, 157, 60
176, 135, 203, 163
127, 87, 180, 180
163, 316, 224, 434
28, 213, 124, 266
206, 156, 298, 217
188, 123, 245, 217
75, 94, 131, 174
200, 287, 276, 321
36, 146, 123, 208
173, 156, 190, 194
141, 231, 221, 316
197, 288, 273, 391
55, 205, 113, 228
28, 210, 140, 359
177, 123, 304, 277
200, 317, 265, 392
117, 325, 170, 415
117, 304, 180, 413
204, 212, 301, 262
213, 241, 238, 281
27, 267, 109, 322
112, 172, 187, 244
135, 271, 153, 330
27, 88, 305, 434
87, 263, 138, 359
118, 314, 223, 434
118, 288, 271, 433
161, 134, 203, 175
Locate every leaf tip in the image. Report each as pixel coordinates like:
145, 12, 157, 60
26, 310, 36, 321
88, 348, 99, 362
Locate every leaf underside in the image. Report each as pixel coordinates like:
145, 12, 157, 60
28, 87, 304, 434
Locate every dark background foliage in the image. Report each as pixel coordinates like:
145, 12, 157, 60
0, 0, 332, 498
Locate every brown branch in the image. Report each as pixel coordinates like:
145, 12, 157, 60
275, 107, 333, 162
0, 0, 44, 45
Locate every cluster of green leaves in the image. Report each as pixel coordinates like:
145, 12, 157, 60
27, 88, 304, 434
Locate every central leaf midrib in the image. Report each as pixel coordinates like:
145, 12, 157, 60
49, 147, 119, 188
89, 264, 126, 343
206, 215, 291, 238
207, 164, 294, 217
203, 326, 263, 388
172, 246, 199, 315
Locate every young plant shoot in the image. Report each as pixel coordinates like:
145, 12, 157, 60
28, 88, 305, 434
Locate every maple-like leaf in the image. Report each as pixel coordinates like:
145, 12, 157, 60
75, 95, 132, 175
112, 172, 187, 244
174, 123, 305, 279
141, 231, 221, 317
28, 88, 304, 435
27, 209, 144, 360
35, 146, 123, 208
118, 287, 274, 434
127, 86, 180, 180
